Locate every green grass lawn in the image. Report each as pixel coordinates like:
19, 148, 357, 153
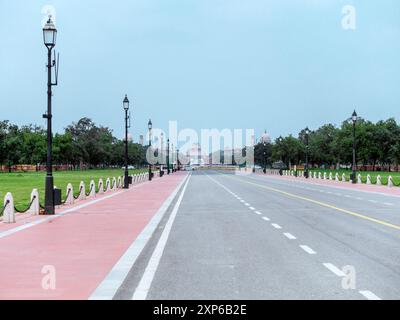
308, 169, 400, 186
0, 168, 146, 211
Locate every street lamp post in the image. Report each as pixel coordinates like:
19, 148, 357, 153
253, 138, 257, 173
305, 127, 310, 179
351, 110, 358, 184
148, 119, 153, 181
167, 139, 170, 174
160, 132, 164, 177
177, 149, 180, 171
43, 16, 58, 215
123, 95, 130, 189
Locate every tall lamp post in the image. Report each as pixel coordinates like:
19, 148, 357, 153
253, 138, 257, 173
263, 142, 267, 174
148, 120, 153, 181
177, 149, 180, 171
305, 127, 310, 179
167, 139, 170, 174
123, 95, 130, 189
160, 132, 164, 176
351, 110, 358, 184
43, 16, 58, 215
171, 143, 174, 172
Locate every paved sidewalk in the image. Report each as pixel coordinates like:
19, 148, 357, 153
257, 173, 400, 197
0, 173, 186, 300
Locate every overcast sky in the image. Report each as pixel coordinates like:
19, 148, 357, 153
0, 0, 399, 143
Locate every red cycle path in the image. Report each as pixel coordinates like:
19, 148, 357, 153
0, 173, 186, 300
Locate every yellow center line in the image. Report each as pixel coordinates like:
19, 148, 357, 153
225, 174, 400, 231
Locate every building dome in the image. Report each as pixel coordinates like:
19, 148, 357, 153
260, 131, 271, 144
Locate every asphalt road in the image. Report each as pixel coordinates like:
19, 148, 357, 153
115, 170, 400, 300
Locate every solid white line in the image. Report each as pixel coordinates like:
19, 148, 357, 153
283, 233, 296, 240
132, 175, 192, 300
262, 217, 270, 221
89, 174, 190, 300
359, 290, 382, 300
271, 223, 282, 230
323, 263, 345, 277
300, 245, 316, 255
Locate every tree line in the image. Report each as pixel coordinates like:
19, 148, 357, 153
254, 117, 400, 171
0, 117, 148, 171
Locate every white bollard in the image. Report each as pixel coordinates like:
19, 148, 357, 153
342, 173, 346, 182
65, 183, 74, 205
117, 176, 122, 188
3, 193, 15, 224
79, 181, 86, 200
366, 175, 371, 185
323, 172, 327, 180
98, 179, 104, 194
29, 189, 40, 215
388, 176, 393, 188
329, 172, 333, 180
318, 172, 322, 179
376, 175, 382, 185
112, 177, 117, 191
357, 174, 362, 184
105, 178, 111, 193
86, 180, 94, 198
335, 173, 339, 182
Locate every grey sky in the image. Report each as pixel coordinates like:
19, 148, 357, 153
0, 0, 399, 142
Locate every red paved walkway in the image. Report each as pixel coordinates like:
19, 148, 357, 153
0, 173, 186, 300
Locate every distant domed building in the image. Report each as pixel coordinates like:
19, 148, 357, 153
260, 131, 272, 144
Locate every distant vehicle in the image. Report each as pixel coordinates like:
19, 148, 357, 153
272, 161, 287, 170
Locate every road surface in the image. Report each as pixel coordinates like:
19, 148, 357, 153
113, 170, 400, 300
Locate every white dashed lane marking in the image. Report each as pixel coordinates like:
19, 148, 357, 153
208, 174, 386, 300
323, 263, 345, 277
283, 233, 296, 240
300, 245, 317, 255
359, 290, 382, 300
